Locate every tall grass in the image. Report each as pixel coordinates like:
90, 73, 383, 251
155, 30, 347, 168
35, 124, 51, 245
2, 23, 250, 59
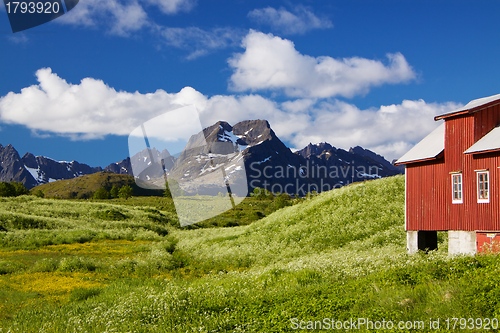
0, 196, 175, 250
171, 176, 406, 273
1, 176, 500, 332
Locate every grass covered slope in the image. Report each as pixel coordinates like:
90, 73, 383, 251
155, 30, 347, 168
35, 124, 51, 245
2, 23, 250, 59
173, 175, 406, 272
0, 196, 176, 250
31, 172, 163, 199
2, 175, 500, 332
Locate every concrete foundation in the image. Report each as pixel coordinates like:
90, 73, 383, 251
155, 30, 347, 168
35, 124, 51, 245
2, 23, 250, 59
407, 230, 438, 254
407, 231, 418, 254
448, 231, 476, 256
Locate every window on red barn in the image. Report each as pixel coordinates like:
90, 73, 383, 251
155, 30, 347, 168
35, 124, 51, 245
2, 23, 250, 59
451, 173, 463, 204
476, 170, 490, 203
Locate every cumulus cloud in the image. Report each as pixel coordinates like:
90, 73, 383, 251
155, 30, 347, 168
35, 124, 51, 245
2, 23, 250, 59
248, 5, 332, 35
229, 31, 416, 98
0, 68, 206, 139
160, 27, 244, 59
287, 99, 461, 161
0, 69, 459, 160
200, 96, 460, 161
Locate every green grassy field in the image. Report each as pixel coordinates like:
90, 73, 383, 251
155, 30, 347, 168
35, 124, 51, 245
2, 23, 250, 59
1, 175, 500, 332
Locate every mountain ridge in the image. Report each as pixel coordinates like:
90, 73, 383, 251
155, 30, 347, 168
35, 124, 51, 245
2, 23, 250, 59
0, 119, 403, 193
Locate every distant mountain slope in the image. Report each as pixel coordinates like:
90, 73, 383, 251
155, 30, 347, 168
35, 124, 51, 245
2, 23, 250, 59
0, 144, 102, 189
103, 157, 132, 175
149, 119, 403, 196
0, 144, 37, 188
0, 119, 402, 194
22, 152, 102, 184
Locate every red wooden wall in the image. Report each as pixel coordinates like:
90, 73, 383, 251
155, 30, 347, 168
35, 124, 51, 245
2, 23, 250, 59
406, 104, 500, 231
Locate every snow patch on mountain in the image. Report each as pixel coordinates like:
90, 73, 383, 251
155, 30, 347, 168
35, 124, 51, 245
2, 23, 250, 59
25, 166, 41, 181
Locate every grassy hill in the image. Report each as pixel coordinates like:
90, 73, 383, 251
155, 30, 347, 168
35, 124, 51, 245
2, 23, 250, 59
31, 172, 163, 199
1, 175, 500, 332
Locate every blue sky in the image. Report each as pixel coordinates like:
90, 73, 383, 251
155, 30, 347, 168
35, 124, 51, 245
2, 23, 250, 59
1, 0, 500, 167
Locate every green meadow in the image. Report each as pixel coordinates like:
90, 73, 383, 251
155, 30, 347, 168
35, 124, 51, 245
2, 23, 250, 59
1, 175, 500, 332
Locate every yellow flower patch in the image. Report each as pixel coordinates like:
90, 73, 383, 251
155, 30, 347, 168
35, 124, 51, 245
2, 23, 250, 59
7, 272, 102, 295
0, 240, 151, 258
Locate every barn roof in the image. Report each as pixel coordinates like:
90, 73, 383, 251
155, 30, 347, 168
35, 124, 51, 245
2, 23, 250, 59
395, 122, 445, 165
464, 125, 500, 155
435, 93, 500, 120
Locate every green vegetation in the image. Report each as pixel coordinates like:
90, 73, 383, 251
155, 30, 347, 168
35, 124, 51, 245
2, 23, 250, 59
92, 187, 110, 200
118, 184, 133, 199
0, 175, 499, 332
30, 172, 163, 199
110, 184, 119, 198
0, 182, 28, 197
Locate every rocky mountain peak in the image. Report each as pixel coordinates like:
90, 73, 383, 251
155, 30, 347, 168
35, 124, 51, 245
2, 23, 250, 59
21, 152, 37, 168
232, 119, 273, 145
297, 142, 336, 159
0, 145, 37, 188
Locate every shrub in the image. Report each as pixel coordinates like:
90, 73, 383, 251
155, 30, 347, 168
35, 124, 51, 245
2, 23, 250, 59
11, 182, 29, 196
273, 193, 292, 209
93, 187, 110, 200
0, 182, 15, 197
33, 189, 45, 198
110, 185, 119, 199
0, 182, 29, 197
118, 185, 133, 199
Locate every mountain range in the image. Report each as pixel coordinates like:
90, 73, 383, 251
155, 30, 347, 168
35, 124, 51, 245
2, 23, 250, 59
0, 119, 403, 195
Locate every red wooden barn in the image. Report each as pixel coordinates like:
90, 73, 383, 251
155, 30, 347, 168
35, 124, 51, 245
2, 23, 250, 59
396, 94, 500, 255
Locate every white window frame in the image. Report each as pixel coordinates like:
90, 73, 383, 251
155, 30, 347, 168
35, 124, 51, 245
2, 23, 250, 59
477, 170, 490, 203
451, 173, 463, 204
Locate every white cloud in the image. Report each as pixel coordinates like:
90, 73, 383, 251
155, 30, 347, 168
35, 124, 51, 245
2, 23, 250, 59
0, 69, 459, 161
248, 5, 332, 35
8, 33, 29, 44
160, 27, 243, 59
57, 0, 148, 36
287, 99, 461, 161
201, 94, 313, 141
199, 95, 459, 161
110, 1, 149, 35
145, 0, 195, 14
56, 0, 196, 36
50, 0, 238, 58
55, 0, 234, 58
0, 68, 206, 139
229, 31, 416, 98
